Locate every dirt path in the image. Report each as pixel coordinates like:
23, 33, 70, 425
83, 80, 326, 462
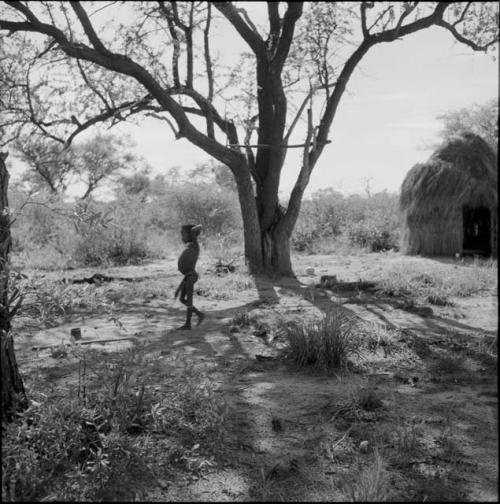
14, 253, 498, 501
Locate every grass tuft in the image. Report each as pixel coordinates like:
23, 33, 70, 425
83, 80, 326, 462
282, 306, 358, 374
341, 450, 390, 501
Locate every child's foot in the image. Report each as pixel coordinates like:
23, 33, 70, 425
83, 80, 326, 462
196, 312, 205, 326
176, 324, 191, 330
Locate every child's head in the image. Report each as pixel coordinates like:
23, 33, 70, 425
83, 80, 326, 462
181, 224, 202, 243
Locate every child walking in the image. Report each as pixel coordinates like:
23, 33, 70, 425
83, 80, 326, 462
174, 224, 205, 330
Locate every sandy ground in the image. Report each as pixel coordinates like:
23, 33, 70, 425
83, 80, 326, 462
13, 252, 498, 501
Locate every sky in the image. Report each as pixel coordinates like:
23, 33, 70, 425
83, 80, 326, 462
7, 2, 499, 199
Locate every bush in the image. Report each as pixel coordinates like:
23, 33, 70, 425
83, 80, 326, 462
282, 307, 358, 373
292, 189, 400, 254
173, 182, 242, 235
344, 217, 399, 252
2, 347, 227, 501
72, 198, 149, 266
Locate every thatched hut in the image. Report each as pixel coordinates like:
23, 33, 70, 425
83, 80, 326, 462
400, 132, 497, 257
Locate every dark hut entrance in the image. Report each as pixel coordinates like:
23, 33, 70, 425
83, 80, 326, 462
462, 205, 491, 256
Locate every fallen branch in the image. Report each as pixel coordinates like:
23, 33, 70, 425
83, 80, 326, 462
32, 336, 138, 351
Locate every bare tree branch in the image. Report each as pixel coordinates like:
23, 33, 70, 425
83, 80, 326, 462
157, 1, 181, 87
70, 2, 109, 54
360, 2, 370, 39
65, 96, 154, 147
144, 111, 181, 139
213, 2, 265, 56
367, 6, 393, 33
273, 2, 303, 69
236, 6, 260, 36
1, 2, 245, 169
436, 17, 497, 51
453, 2, 472, 27
394, 2, 419, 37
203, 3, 214, 139
76, 59, 113, 110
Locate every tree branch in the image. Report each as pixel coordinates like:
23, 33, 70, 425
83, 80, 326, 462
360, 2, 370, 39
186, 2, 194, 87
436, 17, 497, 52
236, 6, 261, 36
70, 1, 109, 54
76, 59, 113, 110
367, 6, 393, 32
203, 3, 214, 139
65, 96, 155, 147
273, 2, 303, 69
157, 1, 181, 87
282, 106, 314, 236
370, 2, 451, 43
144, 112, 181, 139
394, 2, 419, 37
213, 2, 265, 56
453, 2, 472, 27
267, 2, 280, 36
1, 3, 245, 170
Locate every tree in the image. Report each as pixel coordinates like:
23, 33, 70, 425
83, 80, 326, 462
1, 151, 27, 421
0, 2, 498, 275
436, 97, 498, 152
15, 132, 138, 199
116, 169, 153, 200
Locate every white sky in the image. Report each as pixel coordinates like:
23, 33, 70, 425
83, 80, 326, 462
8, 3, 499, 198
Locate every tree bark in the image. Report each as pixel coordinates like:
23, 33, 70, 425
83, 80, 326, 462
1, 152, 28, 422
233, 162, 263, 274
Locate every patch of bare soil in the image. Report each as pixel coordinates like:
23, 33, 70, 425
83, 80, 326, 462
13, 252, 497, 501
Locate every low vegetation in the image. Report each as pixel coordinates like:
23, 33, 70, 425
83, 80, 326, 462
282, 306, 359, 374
9, 169, 402, 272
2, 345, 226, 501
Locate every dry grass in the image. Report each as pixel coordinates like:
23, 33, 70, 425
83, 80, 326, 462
197, 272, 254, 300
341, 450, 391, 501
282, 306, 358, 374
2, 346, 227, 502
378, 258, 497, 304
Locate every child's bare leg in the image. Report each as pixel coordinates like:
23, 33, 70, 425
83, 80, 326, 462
177, 283, 194, 330
192, 306, 205, 326
176, 274, 204, 329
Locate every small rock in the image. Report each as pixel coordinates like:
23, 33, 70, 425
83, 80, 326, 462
359, 440, 369, 453
229, 326, 239, 333
305, 267, 315, 275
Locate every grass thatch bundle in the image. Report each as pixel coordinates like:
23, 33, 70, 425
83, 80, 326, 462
400, 132, 497, 257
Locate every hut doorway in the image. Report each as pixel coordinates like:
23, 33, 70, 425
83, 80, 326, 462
462, 205, 491, 256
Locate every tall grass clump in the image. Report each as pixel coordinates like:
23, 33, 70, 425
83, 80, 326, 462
283, 306, 358, 373
341, 451, 390, 501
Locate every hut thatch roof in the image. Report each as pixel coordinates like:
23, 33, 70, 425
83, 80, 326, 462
400, 132, 498, 256
401, 132, 497, 221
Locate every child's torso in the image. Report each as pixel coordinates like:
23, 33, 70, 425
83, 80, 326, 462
178, 241, 199, 274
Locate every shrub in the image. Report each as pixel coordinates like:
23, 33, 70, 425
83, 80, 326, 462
282, 306, 358, 373
344, 217, 399, 252
173, 182, 242, 236
72, 198, 149, 266
2, 347, 227, 501
292, 189, 400, 254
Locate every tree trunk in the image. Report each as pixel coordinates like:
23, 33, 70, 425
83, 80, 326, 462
233, 165, 264, 274
234, 163, 295, 277
262, 228, 293, 277
1, 152, 28, 422
261, 210, 294, 277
